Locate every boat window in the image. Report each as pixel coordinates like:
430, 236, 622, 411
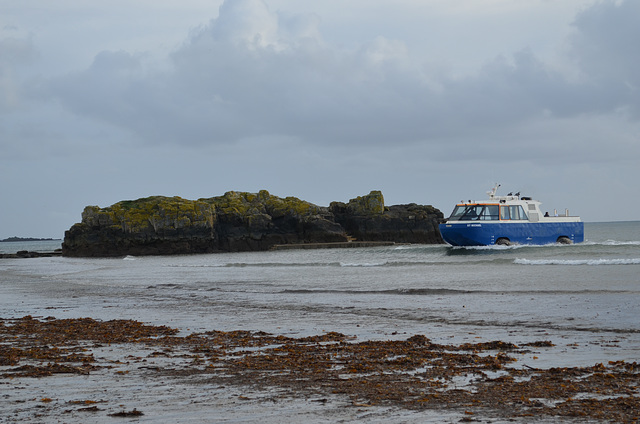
509, 205, 527, 220
479, 205, 499, 220
448, 204, 499, 221
448, 205, 469, 221
455, 205, 481, 221
500, 206, 510, 220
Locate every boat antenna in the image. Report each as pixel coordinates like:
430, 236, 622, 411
487, 183, 500, 200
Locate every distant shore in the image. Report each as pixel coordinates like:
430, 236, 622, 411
0, 237, 61, 242
0, 238, 63, 258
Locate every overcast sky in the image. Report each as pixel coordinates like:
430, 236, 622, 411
2, 0, 639, 238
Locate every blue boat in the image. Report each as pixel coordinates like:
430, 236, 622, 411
439, 184, 584, 246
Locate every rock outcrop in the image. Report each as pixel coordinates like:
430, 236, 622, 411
0, 250, 62, 259
330, 191, 443, 244
63, 190, 443, 257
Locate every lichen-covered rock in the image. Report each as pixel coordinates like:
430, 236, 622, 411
81, 196, 216, 235
343, 190, 385, 215
63, 192, 347, 257
64, 196, 218, 257
63, 190, 443, 257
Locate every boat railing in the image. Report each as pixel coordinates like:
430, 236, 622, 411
549, 208, 571, 217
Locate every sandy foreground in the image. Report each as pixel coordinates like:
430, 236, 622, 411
1, 316, 639, 423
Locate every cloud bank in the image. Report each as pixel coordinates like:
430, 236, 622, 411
39, 0, 638, 153
1, 0, 639, 237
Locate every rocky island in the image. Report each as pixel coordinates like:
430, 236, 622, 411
62, 190, 443, 257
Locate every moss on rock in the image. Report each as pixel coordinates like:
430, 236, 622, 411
81, 196, 216, 234
199, 190, 320, 220
63, 190, 443, 257
346, 190, 385, 215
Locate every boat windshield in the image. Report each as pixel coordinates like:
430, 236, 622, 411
448, 204, 499, 221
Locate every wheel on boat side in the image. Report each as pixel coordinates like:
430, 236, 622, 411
557, 236, 572, 244
495, 238, 511, 246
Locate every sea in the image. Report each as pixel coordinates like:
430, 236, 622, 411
1, 221, 639, 422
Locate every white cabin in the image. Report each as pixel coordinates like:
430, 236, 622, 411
446, 184, 581, 224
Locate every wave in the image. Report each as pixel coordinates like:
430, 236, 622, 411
452, 244, 537, 251
164, 258, 514, 269
165, 262, 341, 268
392, 244, 447, 251
338, 258, 516, 267
447, 243, 583, 251
166, 261, 398, 268
598, 240, 640, 246
514, 258, 640, 266
450, 240, 640, 250
581, 240, 640, 246
281, 287, 632, 296
339, 261, 387, 267
282, 288, 481, 296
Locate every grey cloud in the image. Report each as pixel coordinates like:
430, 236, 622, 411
569, 0, 640, 117
439, 49, 591, 128
209, 0, 280, 46
571, 1, 640, 83
45, 0, 639, 153
0, 36, 36, 67
0, 35, 37, 112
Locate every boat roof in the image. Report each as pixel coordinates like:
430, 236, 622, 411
457, 184, 538, 205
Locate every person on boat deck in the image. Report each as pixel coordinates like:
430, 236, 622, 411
544, 212, 550, 217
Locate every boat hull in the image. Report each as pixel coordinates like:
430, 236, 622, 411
438, 222, 584, 246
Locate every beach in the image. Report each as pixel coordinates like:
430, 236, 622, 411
1, 221, 639, 422
2, 315, 639, 423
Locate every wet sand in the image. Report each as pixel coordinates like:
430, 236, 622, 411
2, 316, 638, 423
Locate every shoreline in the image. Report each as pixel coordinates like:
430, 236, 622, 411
2, 316, 638, 423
